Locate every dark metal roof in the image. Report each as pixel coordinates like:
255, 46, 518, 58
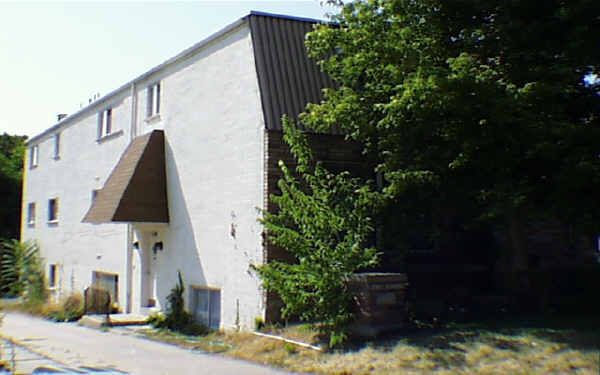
82, 130, 169, 224
249, 13, 341, 134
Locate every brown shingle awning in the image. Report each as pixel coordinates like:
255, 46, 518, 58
83, 130, 169, 224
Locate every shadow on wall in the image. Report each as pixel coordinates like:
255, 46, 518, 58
155, 140, 206, 310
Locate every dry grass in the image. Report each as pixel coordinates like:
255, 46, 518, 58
138, 317, 599, 375
1, 294, 84, 322
261, 323, 321, 344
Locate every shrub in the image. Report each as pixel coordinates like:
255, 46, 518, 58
1, 240, 47, 301
254, 119, 380, 347
147, 312, 166, 327
49, 293, 84, 322
254, 317, 265, 331
284, 343, 297, 354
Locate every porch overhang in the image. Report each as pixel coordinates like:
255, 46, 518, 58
82, 130, 169, 224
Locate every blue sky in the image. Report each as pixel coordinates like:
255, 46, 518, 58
584, 73, 599, 87
0, 1, 331, 138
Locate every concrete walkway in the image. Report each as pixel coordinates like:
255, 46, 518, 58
1, 312, 298, 375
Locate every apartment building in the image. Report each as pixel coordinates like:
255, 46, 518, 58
21, 12, 361, 329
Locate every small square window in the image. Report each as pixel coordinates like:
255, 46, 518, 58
91, 189, 100, 203
48, 198, 58, 223
27, 202, 36, 226
30, 145, 39, 168
190, 286, 220, 329
98, 108, 112, 139
54, 133, 61, 159
146, 82, 161, 118
92, 271, 118, 305
49, 264, 57, 288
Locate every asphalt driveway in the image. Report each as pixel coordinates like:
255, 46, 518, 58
1, 312, 297, 375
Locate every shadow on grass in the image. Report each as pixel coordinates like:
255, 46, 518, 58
349, 313, 600, 354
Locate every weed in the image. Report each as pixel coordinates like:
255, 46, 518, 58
254, 317, 265, 331
49, 293, 84, 322
426, 349, 466, 368
146, 312, 166, 327
284, 343, 297, 354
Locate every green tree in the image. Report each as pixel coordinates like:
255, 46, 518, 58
303, 0, 600, 288
0, 240, 46, 300
255, 118, 380, 347
0, 133, 27, 240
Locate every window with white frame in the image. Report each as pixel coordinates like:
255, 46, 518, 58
49, 264, 57, 288
190, 286, 220, 329
97, 108, 112, 139
53, 133, 60, 159
27, 202, 36, 226
29, 145, 39, 168
48, 198, 58, 223
146, 82, 161, 118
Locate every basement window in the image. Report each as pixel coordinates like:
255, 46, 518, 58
92, 271, 118, 306
190, 286, 220, 329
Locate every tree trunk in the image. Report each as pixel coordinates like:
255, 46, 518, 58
494, 208, 530, 302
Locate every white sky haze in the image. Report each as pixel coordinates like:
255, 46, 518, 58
0, 1, 330, 138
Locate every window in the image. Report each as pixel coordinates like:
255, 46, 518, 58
29, 145, 39, 168
27, 202, 36, 226
146, 82, 161, 118
190, 287, 220, 329
49, 264, 57, 288
97, 108, 112, 139
91, 189, 100, 203
92, 271, 118, 305
48, 198, 58, 222
53, 133, 60, 159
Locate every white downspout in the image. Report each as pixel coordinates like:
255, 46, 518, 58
125, 82, 137, 313
126, 226, 133, 313
130, 82, 138, 139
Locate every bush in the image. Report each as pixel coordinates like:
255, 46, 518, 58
49, 293, 84, 322
7, 292, 84, 322
1, 240, 47, 301
147, 312, 166, 327
254, 119, 379, 347
148, 271, 209, 336
254, 317, 265, 331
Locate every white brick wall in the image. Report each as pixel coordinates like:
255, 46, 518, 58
22, 21, 267, 329
22, 91, 131, 306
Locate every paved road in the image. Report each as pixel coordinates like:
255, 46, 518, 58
1, 312, 296, 375
2, 337, 66, 374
